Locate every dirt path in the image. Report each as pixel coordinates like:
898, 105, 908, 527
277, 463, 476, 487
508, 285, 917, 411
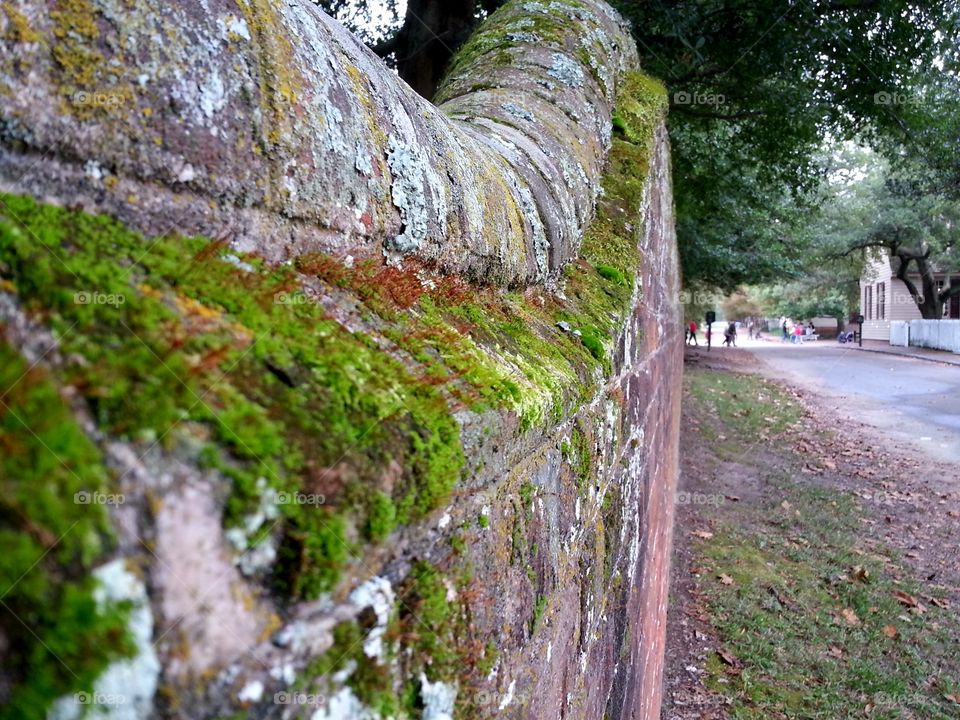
660, 347, 960, 720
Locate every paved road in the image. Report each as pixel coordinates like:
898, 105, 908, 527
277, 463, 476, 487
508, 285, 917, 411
742, 338, 960, 462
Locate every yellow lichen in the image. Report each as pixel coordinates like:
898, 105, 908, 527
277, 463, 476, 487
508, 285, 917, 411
3, 2, 40, 43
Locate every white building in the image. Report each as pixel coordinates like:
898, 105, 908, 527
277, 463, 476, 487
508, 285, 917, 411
859, 251, 960, 341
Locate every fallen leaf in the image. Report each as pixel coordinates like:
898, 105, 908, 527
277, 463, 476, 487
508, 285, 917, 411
828, 645, 844, 658
717, 649, 739, 667
840, 608, 861, 626
882, 625, 898, 638
725, 495, 741, 502
781, 501, 792, 511
892, 590, 919, 607
850, 565, 870, 583
944, 693, 960, 705
692, 530, 714, 539
718, 574, 734, 586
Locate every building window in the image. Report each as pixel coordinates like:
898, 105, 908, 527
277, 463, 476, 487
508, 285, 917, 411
878, 282, 885, 319
865, 285, 872, 320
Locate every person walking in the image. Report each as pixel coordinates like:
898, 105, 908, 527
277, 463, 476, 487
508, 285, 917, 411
781, 319, 789, 341
687, 320, 698, 346
723, 321, 737, 347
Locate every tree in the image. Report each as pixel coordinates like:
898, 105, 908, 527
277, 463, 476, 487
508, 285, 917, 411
317, 0, 507, 98
812, 145, 960, 319
614, 0, 955, 290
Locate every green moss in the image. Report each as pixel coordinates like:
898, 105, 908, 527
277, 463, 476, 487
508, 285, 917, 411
579, 329, 606, 362
293, 71, 667, 435
0, 193, 465, 599
595, 264, 627, 286
402, 560, 459, 681
518, 480, 536, 508
531, 593, 548, 632
567, 426, 594, 491
0, 340, 134, 720
477, 512, 489, 529
365, 490, 398, 542
305, 619, 401, 715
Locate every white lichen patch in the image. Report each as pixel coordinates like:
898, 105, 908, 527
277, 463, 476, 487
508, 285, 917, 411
547, 53, 585, 87
219, 14, 251, 42
498, 679, 517, 710
506, 31, 540, 43
48, 559, 160, 720
501, 102, 535, 122
421, 673, 457, 720
237, 680, 264, 703
311, 688, 378, 720
348, 576, 395, 659
515, 185, 549, 280
386, 137, 432, 253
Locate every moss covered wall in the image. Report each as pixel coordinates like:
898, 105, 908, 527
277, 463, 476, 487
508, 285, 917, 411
0, 0, 681, 718
1, 0, 637, 287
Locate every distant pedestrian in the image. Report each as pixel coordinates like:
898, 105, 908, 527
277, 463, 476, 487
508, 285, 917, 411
747, 321, 755, 340
781, 320, 789, 341
723, 321, 737, 347
793, 324, 803, 344
687, 321, 698, 346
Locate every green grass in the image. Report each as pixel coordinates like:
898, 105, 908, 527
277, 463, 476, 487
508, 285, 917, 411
685, 367, 803, 452
685, 367, 960, 719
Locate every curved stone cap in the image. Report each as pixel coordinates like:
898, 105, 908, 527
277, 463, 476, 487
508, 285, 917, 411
0, 0, 637, 286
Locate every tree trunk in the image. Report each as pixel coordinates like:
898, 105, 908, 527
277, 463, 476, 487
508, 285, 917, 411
393, 0, 478, 99
896, 253, 942, 319
916, 254, 944, 319
0, 0, 638, 287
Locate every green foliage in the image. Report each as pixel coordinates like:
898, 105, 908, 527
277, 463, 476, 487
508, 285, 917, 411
609, 0, 955, 290
0, 341, 133, 720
